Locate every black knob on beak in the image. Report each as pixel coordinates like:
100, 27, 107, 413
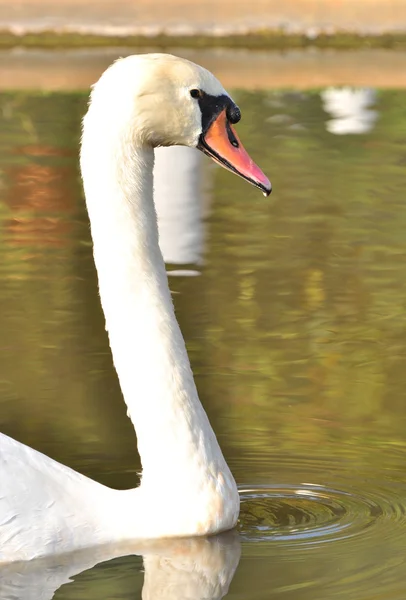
226, 104, 241, 125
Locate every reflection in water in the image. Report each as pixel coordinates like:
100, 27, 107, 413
2, 88, 406, 598
154, 146, 208, 275
3, 144, 75, 248
0, 532, 240, 600
321, 87, 378, 134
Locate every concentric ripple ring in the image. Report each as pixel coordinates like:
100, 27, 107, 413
238, 483, 406, 546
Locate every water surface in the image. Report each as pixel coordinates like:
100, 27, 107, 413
1, 84, 406, 598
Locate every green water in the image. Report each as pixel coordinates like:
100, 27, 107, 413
1, 86, 406, 598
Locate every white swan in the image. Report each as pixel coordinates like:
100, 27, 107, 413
0, 53, 271, 563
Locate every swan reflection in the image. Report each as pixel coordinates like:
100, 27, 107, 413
0, 531, 240, 600
154, 146, 208, 276
321, 87, 378, 135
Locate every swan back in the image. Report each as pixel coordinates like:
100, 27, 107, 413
0, 433, 112, 562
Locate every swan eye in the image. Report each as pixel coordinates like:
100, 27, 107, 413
190, 89, 202, 99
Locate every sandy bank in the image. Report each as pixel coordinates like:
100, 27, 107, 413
1, 48, 406, 91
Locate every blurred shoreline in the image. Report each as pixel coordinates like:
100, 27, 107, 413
2, 48, 406, 91
0, 0, 406, 48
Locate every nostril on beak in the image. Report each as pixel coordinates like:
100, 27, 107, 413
227, 105, 241, 125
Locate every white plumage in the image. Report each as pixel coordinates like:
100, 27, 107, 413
0, 53, 270, 563
0, 54, 240, 563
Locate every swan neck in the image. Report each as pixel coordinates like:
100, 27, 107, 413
80, 126, 233, 493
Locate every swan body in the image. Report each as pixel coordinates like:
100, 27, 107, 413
0, 53, 270, 563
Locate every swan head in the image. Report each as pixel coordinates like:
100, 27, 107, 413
87, 53, 271, 196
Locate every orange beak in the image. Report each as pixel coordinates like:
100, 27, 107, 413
197, 109, 271, 196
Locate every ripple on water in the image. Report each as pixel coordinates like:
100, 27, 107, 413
237, 476, 406, 596
239, 481, 406, 547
